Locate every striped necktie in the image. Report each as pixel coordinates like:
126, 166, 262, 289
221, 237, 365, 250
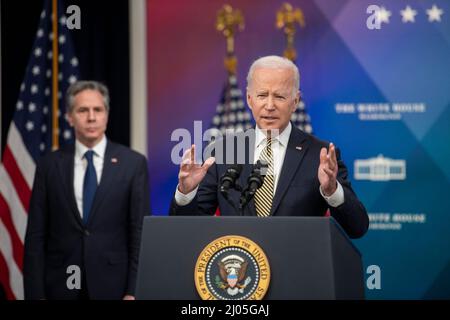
254, 137, 274, 217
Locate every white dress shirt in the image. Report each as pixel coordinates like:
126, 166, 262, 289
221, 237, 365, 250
74, 135, 107, 218
175, 122, 344, 207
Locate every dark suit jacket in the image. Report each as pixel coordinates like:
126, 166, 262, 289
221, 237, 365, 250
170, 125, 369, 239
24, 140, 150, 299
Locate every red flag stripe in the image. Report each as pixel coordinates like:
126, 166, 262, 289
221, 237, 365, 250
0, 211, 23, 299
7, 123, 35, 188
2, 146, 31, 212
0, 194, 24, 270
0, 165, 28, 242
0, 251, 16, 300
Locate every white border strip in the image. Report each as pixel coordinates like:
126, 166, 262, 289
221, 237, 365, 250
129, 0, 148, 157
0, 0, 3, 159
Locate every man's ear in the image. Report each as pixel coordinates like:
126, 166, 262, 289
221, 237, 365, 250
294, 90, 301, 105
66, 112, 74, 127
291, 90, 300, 113
246, 90, 252, 110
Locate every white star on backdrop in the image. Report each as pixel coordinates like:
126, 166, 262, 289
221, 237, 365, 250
68, 75, 77, 84
30, 84, 38, 94
377, 7, 392, 24
28, 102, 37, 112
64, 130, 72, 140
400, 6, 417, 23
32, 66, 41, 75
427, 5, 444, 22
34, 47, 42, 57
26, 121, 34, 131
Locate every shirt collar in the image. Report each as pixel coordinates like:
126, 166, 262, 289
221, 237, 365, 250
255, 122, 292, 148
75, 135, 107, 160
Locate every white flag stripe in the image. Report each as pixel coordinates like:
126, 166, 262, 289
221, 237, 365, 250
0, 165, 28, 242
7, 123, 36, 188
0, 220, 24, 299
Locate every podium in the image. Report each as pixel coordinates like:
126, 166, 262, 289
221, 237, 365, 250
136, 216, 364, 299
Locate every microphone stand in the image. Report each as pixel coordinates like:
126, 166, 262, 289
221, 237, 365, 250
221, 183, 243, 215
219, 162, 267, 216
239, 161, 266, 214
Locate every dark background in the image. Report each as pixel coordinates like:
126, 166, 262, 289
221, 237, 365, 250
1, 0, 130, 153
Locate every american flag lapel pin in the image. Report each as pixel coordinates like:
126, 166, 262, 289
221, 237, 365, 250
111, 157, 118, 163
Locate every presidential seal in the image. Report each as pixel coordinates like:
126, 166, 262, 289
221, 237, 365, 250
194, 235, 270, 300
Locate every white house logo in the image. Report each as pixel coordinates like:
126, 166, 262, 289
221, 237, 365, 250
354, 155, 406, 181
194, 235, 270, 300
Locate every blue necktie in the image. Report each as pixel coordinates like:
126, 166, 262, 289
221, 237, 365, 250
83, 150, 97, 224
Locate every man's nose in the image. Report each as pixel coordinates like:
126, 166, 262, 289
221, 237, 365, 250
87, 109, 96, 121
265, 96, 276, 111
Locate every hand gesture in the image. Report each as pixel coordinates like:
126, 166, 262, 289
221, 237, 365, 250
178, 144, 215, 194
318, 143, 338, 196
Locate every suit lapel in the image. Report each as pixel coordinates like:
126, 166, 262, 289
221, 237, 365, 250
87, 141, 119, 225
57, 146, 84, 228
270, 127, 310, 216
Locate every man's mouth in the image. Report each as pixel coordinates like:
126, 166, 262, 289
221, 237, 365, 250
261, 116, 278, 121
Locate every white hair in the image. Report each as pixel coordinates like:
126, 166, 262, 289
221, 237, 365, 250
246, 55, 300, 96
66, 80, 110, 113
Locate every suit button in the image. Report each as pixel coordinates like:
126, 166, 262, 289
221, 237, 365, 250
84, 230, 90, 236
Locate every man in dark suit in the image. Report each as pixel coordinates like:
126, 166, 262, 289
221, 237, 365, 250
24, 81, 150, 299
170, 55, 368, 239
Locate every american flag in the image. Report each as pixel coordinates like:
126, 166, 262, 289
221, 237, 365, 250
209, 74, 254, 134
291, 99, 313, 134
208, 74, 253, 216
0, 0, 79, 300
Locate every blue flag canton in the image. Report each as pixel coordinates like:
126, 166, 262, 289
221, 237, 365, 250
13, 0, 80, 162
210, 75, 254, 134
291, 100, 313, 134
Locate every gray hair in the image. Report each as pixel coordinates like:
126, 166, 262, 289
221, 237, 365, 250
246, 55, 300, 96
66, 80, 110, 113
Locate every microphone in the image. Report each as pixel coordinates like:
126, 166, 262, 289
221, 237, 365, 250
240, 160, 268, 209
219, 164, 243, 197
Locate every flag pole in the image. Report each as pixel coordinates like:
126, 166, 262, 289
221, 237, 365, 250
215, 4, 244, 76
276, 2, 305, 62
52, 0, 59, 150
